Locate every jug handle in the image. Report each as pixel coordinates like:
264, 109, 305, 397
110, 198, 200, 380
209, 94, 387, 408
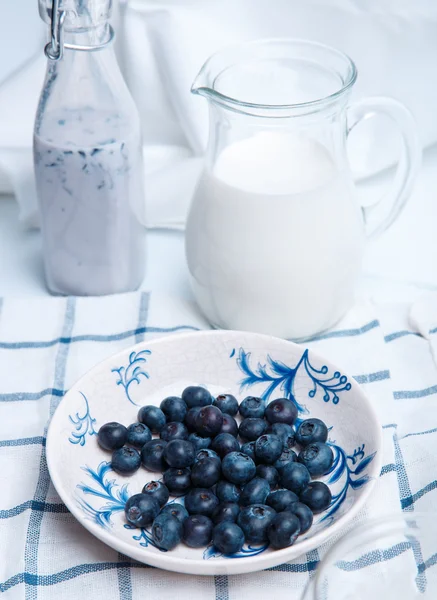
347, 97, 422, 239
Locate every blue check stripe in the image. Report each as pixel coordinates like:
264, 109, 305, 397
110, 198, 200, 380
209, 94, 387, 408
116, 294, 150, 600
214, 575, 229, 600
353, 370, 390, 384
0, 324, 200, 350
394, 385, 437, 399
0, 319, 420, 353
306, 319, 380, 342
401, 481, 437, 510
422, 553, 437, 572
381, 463, 397, 476
0, 389, 64, 402
117, 553, 133, 600
0, 562, 150, 593
391, 426, 427, 590
0, 436, 45, 447
384, 330, 421, 343
0, 500, 68, 519
269, 561, 318, 572
24, 298, 76, 600
401, 427, 437, 440
337, 541, 411, 571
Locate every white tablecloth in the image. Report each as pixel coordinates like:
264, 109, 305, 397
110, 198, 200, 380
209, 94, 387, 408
1, 291, 437, 598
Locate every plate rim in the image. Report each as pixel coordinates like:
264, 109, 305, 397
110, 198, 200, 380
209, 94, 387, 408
47, 329, 383, 576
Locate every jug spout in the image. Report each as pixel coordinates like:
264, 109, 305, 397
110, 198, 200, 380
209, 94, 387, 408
191, 39, 357, 118
191, 65, 214, 99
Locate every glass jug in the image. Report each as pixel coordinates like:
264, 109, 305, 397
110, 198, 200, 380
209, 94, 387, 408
186, 40, 421, 340
34, 0, 145, 296
301, 514, 437, 599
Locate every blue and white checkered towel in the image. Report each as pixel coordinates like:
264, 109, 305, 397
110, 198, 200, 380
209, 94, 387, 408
1, 291, 437, 599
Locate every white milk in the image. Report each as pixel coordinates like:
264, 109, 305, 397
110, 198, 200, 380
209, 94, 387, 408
34, 108, 145, 296
185, 131, 365, 339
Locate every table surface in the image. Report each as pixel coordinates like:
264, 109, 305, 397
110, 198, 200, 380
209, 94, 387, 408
0, 145, 436, 302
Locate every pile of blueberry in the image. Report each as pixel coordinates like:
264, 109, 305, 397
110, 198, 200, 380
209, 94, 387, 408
97, 386, 334, 554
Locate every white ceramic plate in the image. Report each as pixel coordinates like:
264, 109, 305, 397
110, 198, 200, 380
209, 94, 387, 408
46, 330, 382, 576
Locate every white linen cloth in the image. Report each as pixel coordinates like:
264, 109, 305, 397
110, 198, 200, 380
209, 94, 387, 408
1, 291, 437, 598
0, 0, 435, 228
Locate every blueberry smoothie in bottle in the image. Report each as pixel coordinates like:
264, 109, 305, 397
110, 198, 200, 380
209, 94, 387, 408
34, 0, 145, 295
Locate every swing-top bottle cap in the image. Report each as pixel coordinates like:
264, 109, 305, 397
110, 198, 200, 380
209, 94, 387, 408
38, 0, 113, 31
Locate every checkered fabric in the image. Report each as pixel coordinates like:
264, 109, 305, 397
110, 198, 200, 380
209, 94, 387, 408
1, 291, 437, 599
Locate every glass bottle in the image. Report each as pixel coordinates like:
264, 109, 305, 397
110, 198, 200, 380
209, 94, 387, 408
34, 0, 146, 296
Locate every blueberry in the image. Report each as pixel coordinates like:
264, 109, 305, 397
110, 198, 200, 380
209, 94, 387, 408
300, 482, 332, 513
138, 405, 166, 433
152, 512, 183, 550
265, 398, 298, 425
160, 421, 189, 442
159, 502, 189, 524
98, 422, 127, 451
266, 488, 299, 512
237, 504, 276, 544
188, 433, 211, 451
238, 418, 268, 442
125, 493, 160, 527
160, 396, 187, 423
112, 446, 141, 475
256, 464, 279, 489
219, 414, 239, 437
194, 448, 221, 466
183, 515, 213, 547
240, 477, 270, 506
213, 522, 245, 554
239, 396, 265, 419
274, 448, 298, 474
212, 501, 240, 525
222, 452, 256, 485
185, 407, 202, 432
163, 467, 192, 496
255, 434, 283, 465
211, 433, 240, 458
281, 462, 311, 495
298, 442, 334, 477
185, 488, 219, 516
240, 441, 257, 462
195, 405, 223, 437
284, 502, 313, 533
164, 439, 195, 468
141, 439, 168, 472
214, 394, 239, 416
295, 418, 328, 446
142, 480, 170, 507
283, 434, 297, 451
191, 457, 221, 488
216, 480, 241, 504
182, 386, 213, 408
126, 422, 152, 448
268, 512, 300, 549
268, 423, 295, 447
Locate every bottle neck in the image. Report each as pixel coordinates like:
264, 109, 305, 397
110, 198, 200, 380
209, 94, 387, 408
63, 23, 111, 49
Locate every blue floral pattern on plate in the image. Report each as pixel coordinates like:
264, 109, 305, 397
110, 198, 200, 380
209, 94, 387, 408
112, 349, 152, 406
237, 348, 351, 412
76, 460, 163, 550
68, 392, 97, 446
234, 347, 375, 526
